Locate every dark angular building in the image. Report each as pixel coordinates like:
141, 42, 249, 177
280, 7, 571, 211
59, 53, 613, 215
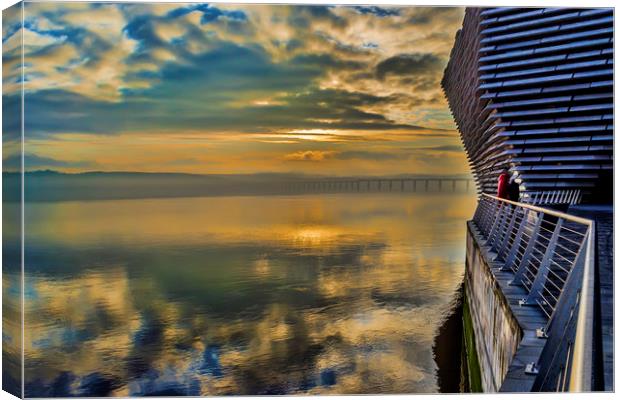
442, 7, 613, 204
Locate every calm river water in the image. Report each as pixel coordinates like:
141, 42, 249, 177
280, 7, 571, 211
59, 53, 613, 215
11, 193, 476, 396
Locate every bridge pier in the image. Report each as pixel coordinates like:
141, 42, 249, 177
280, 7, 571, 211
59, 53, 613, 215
283, 178, 474, 194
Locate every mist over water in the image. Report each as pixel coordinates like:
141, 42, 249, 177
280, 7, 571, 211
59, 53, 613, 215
6, 192, 476, 395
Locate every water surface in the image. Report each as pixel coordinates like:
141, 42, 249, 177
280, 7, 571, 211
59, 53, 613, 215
11, 193, 476, 395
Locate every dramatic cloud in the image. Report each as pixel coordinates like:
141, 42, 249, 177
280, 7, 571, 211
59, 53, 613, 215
375, 53, 444, 81
3, 3, 469, 176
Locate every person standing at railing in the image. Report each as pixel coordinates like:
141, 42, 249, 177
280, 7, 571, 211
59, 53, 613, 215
508, 176, 520, 202
497, 168, 510, 199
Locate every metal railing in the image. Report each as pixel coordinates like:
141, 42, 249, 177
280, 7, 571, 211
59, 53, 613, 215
472, 193, 595, 391
521, 190, 582, 206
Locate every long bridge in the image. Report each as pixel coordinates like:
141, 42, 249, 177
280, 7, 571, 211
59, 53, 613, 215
283, 177, 474, 194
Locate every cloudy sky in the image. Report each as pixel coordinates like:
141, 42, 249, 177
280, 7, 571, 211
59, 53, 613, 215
3, 2, 468, 176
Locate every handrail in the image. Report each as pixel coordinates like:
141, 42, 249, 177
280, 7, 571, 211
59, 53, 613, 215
474, 194, 595, 391
569, 222, 595, 392
480, 193, 593, 225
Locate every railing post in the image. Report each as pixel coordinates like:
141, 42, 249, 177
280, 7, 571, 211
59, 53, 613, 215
498, 205, 519, 259
503, 208, 530, 271
476, 197, 489, 230
487, 202, 512, 249
472, 201, 483, 223
523, 218, 564, 305
545, 228, 588, 335
482, 197, 499, 233
511, 211, 543, 285
485, 201, 506, 247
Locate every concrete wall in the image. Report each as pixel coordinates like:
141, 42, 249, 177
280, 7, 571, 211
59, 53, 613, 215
464, 223, 522, 392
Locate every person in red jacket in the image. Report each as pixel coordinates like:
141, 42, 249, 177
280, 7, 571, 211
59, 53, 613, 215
497, 168, 510, 199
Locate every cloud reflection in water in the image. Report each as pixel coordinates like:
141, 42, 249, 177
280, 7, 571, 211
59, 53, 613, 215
13, 193, 476, 395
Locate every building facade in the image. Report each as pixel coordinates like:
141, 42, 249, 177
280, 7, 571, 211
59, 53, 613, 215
442, 7, 613, 204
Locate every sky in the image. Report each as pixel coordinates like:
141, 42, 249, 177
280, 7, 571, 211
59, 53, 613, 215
3, 2, 469, 176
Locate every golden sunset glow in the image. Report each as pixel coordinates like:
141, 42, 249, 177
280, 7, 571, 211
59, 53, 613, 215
3, 3, 469, 177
